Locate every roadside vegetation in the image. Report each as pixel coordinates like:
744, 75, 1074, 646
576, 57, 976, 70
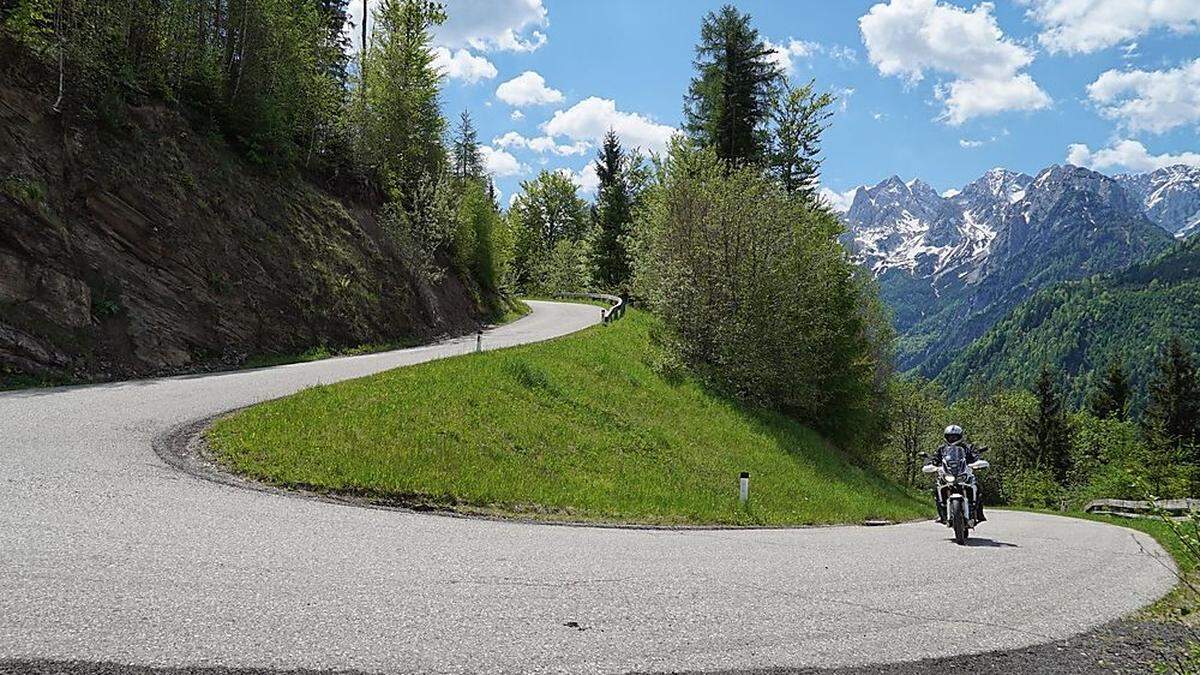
242, 299, 530, 370
209, 310, 925, 526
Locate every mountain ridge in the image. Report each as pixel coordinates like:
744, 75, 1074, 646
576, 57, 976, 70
836, 163, 1187, 375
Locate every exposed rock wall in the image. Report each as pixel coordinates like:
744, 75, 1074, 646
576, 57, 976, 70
0, 56, 483, 383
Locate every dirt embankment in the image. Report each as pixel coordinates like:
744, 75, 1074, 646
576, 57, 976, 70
0, 50, 485, 384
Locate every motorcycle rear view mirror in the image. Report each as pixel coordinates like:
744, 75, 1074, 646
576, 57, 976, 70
977, 446, 989, 454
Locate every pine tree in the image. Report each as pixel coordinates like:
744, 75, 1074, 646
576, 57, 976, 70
770, 80, 834, 199
683, 4, 781, 166
1088, 355, 1132, 421
592, 130, 634, 291
1144, 336, 1200, 447
450, 110, 484, 182
1022, 364, 1074, 483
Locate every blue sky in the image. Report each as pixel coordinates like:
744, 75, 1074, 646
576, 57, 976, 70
354, 0, 1200, 206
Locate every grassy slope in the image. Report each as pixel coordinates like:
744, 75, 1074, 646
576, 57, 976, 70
209, 309, 925, 526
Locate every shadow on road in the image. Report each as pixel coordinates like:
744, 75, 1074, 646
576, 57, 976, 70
962, 537, 1018, 548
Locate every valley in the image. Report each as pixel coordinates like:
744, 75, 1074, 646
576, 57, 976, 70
838, 163, 1199, 382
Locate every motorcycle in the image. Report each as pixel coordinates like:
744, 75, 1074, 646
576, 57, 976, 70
922, 446, 989, 545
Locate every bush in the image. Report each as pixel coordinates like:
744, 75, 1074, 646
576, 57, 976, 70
631, 138, 886, 442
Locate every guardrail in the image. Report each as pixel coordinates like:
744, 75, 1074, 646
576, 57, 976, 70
1084, 498, 1198, 520
555, 292, 626, 324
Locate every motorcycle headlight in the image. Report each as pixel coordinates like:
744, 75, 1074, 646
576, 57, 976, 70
943, 474, 957, 484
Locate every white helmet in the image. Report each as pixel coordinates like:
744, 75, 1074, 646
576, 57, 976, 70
944, 425, 964, 444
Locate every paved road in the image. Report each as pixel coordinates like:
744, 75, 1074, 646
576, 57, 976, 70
0, 301, 1178, 673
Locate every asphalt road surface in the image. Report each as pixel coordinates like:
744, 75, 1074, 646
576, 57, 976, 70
0, 301, 1178, 673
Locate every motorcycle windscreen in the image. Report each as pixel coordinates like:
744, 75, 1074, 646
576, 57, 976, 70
942, 445, 967, 475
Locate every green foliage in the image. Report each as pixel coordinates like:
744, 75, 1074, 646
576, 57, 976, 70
209, 310, 927, 526
937, 236, 1200, 406
683, 3, 781, 166
3, 0, 353, 169
881, 376, 946, 487
1022, 365, 1074, 483
358, 0, 447, 201
1, 174, 46, 207
769, 80, 834, 199
450, 110, 484, 182
507, 170, 591, 294
453, 179, 504, 293
380, 169, 454, 285
945, 389, 1037, 505
1145, 336, 1200, 451
1089, 355, 1133, 421
590, 130, 647, 293
631, 138, 885, 443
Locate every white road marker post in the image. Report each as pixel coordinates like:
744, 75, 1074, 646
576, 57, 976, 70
739, 471, 750, 505
476, 331, 482, 354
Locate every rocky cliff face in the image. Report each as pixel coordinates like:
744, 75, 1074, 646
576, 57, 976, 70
1115, 164, 1200, 238
0, 61, 484, 384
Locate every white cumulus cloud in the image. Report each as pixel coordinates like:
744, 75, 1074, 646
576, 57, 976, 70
541, 97, 676, 154
1086, 59, 1200, 134
492, 131, 591, 156
1066, 139, 1200, 172
1023, 0, 1200, 55
937, 73, 1051, 126
348, 0, 547, 54
496, 71, 564, 106
560, 164, 601, 197
510, 110, 524, 121
435, 0, 548, 52
431, 47, 497, 84
859, 0, 1050, 125
480, 145, 527, 177
765, 38, 820, 75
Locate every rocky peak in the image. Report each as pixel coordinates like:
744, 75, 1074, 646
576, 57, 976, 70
1115, 164, 1200, 237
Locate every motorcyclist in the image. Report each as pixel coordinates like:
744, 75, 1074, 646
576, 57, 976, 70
928, 425, 986, 524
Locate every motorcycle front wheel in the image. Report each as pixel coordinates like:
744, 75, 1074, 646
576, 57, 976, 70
949, 500, 968, 545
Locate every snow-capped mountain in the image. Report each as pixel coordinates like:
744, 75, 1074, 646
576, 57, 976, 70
1115, 165, 1200, 239
837, 164, 1179, 374
839, 164, 1195, 284
841, 168, 1033, 287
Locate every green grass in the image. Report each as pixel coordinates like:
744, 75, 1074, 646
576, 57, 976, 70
208, 309, 926, 526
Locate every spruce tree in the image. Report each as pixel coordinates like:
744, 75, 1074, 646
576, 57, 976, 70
770, 80, 834, 199
1088, 355, 1132, 421
1022, 364, 1074, 483
683, 4, 782, 166
1144, 336, 1200, 447
451, 110, 484, 182
592, 130, 633, 291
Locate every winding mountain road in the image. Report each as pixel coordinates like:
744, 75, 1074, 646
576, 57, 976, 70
0, 301, 1178, 673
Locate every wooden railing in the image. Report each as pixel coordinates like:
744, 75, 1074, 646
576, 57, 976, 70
555, 292, 626, 324
1084, 498, 1198, 520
